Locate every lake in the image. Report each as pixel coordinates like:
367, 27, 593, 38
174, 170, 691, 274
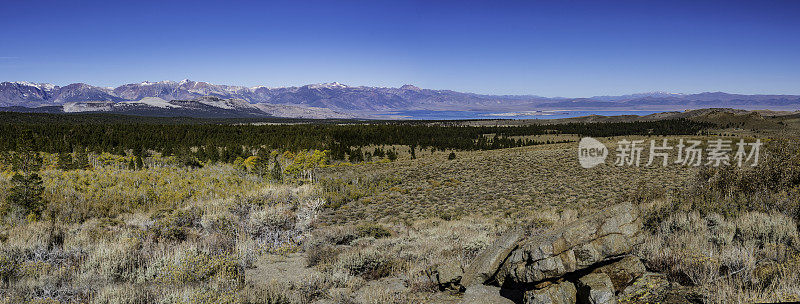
373, 110, 664, 120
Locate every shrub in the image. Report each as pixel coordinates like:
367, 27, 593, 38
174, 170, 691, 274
79, 239, 144, 284
92, 285, 156, 304
355, 223, 392, 239
247, 206, 295, 238
683, 139, 800, 220
334, 248, 392, 279
310, 226, 359, 246
155, 250, 243, 286
150, 208, 203, 242
0, 248, 20, 284
305, 244, 341, 267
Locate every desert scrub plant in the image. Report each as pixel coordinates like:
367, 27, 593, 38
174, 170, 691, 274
0, 247, 21, 284
247, 206, 295, 237
77, 238, 145, 284
152, 249, 244, 287
681, 138, 800, 220
149, 208, 203, 242
91, 284, 157, 304
238, 283, 301, 304
637, 209, 800, 302
355, 223, 392, 239
38, 164, 272, 223
334, 248, 393, 279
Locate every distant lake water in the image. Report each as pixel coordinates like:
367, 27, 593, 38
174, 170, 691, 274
374, 110, 664, 120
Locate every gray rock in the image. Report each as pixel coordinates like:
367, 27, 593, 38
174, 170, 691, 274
577, 273, 616, 304
591, 256, 646, 292
462, 228, 525, 287
618, 273, 670, 303
494, 203, 642, 286
525, 281, 577, 304
460, 285, 516, 304
428, 261, 465, 291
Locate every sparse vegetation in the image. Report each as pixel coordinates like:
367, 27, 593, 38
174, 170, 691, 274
2, 115, 798, 303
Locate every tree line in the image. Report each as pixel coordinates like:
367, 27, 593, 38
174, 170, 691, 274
0, 113, 710, 163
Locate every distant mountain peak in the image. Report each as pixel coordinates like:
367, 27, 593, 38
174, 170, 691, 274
400, 84, 422, 91
1, 80, 799, 113
307, 82, 349, 89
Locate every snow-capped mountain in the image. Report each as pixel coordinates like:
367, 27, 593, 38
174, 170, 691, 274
2, 80, 800, 117
59, 96, 355, 119
0, 80, 550, 111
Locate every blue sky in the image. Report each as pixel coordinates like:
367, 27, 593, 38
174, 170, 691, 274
1, 0, 799, 97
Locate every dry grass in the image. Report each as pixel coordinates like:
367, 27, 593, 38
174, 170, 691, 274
318, 139, 695, 224
3, 135, 798, 303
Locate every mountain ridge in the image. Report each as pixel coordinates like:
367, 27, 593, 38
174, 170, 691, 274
2, 80, 800, 116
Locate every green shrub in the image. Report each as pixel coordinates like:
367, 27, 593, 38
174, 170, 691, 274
0, 248, 20, 284
155, 250, 243, 286
150, 208, 203, 242
305, 244, 341, 267
355, 223, 392, 239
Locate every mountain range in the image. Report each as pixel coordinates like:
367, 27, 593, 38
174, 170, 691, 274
1, 80, 799, 118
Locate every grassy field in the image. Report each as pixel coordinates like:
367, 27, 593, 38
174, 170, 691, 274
317, 139, 695, 225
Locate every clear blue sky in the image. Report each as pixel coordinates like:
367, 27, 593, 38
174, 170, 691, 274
1, 0, 799, 97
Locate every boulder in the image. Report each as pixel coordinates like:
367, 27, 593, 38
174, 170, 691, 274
425, 261, 465, 291
525, 281, 577, 304
576, 273, 616, 304
618, 273, 670, 303
459, 285, 516, 304
618, 272, 702, 304
494, 203, 642, 286
461, 228, 525, 287
591, 256, 646, 292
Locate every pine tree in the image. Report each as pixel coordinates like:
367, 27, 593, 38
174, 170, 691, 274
251, 155, 270, 176
74, 149, 90, 169
57, 153, 73, 170
270, 155, 283, 182
135, 155, 144, 170
7, 172, 46, 221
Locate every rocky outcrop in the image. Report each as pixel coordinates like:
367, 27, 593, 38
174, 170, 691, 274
462, 228, 525, 287
618, 273, 670, 303
461, 285, 516, 304
590, 256, 645, 292
525, 281, 577, 304
493, 203, 642, 286
460, 202, 645, 304
425, 261, 466, 291
576, 273, 615, 304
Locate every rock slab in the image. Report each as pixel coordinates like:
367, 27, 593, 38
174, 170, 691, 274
494, 203, 642, 286
459, 285, 516, 304
462, 228, 525, 287
525, 281, 577, 304
576, 273, 616, 304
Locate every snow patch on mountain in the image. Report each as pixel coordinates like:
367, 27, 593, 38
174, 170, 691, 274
63, 101, 114, 113
121, 97, 178, 108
